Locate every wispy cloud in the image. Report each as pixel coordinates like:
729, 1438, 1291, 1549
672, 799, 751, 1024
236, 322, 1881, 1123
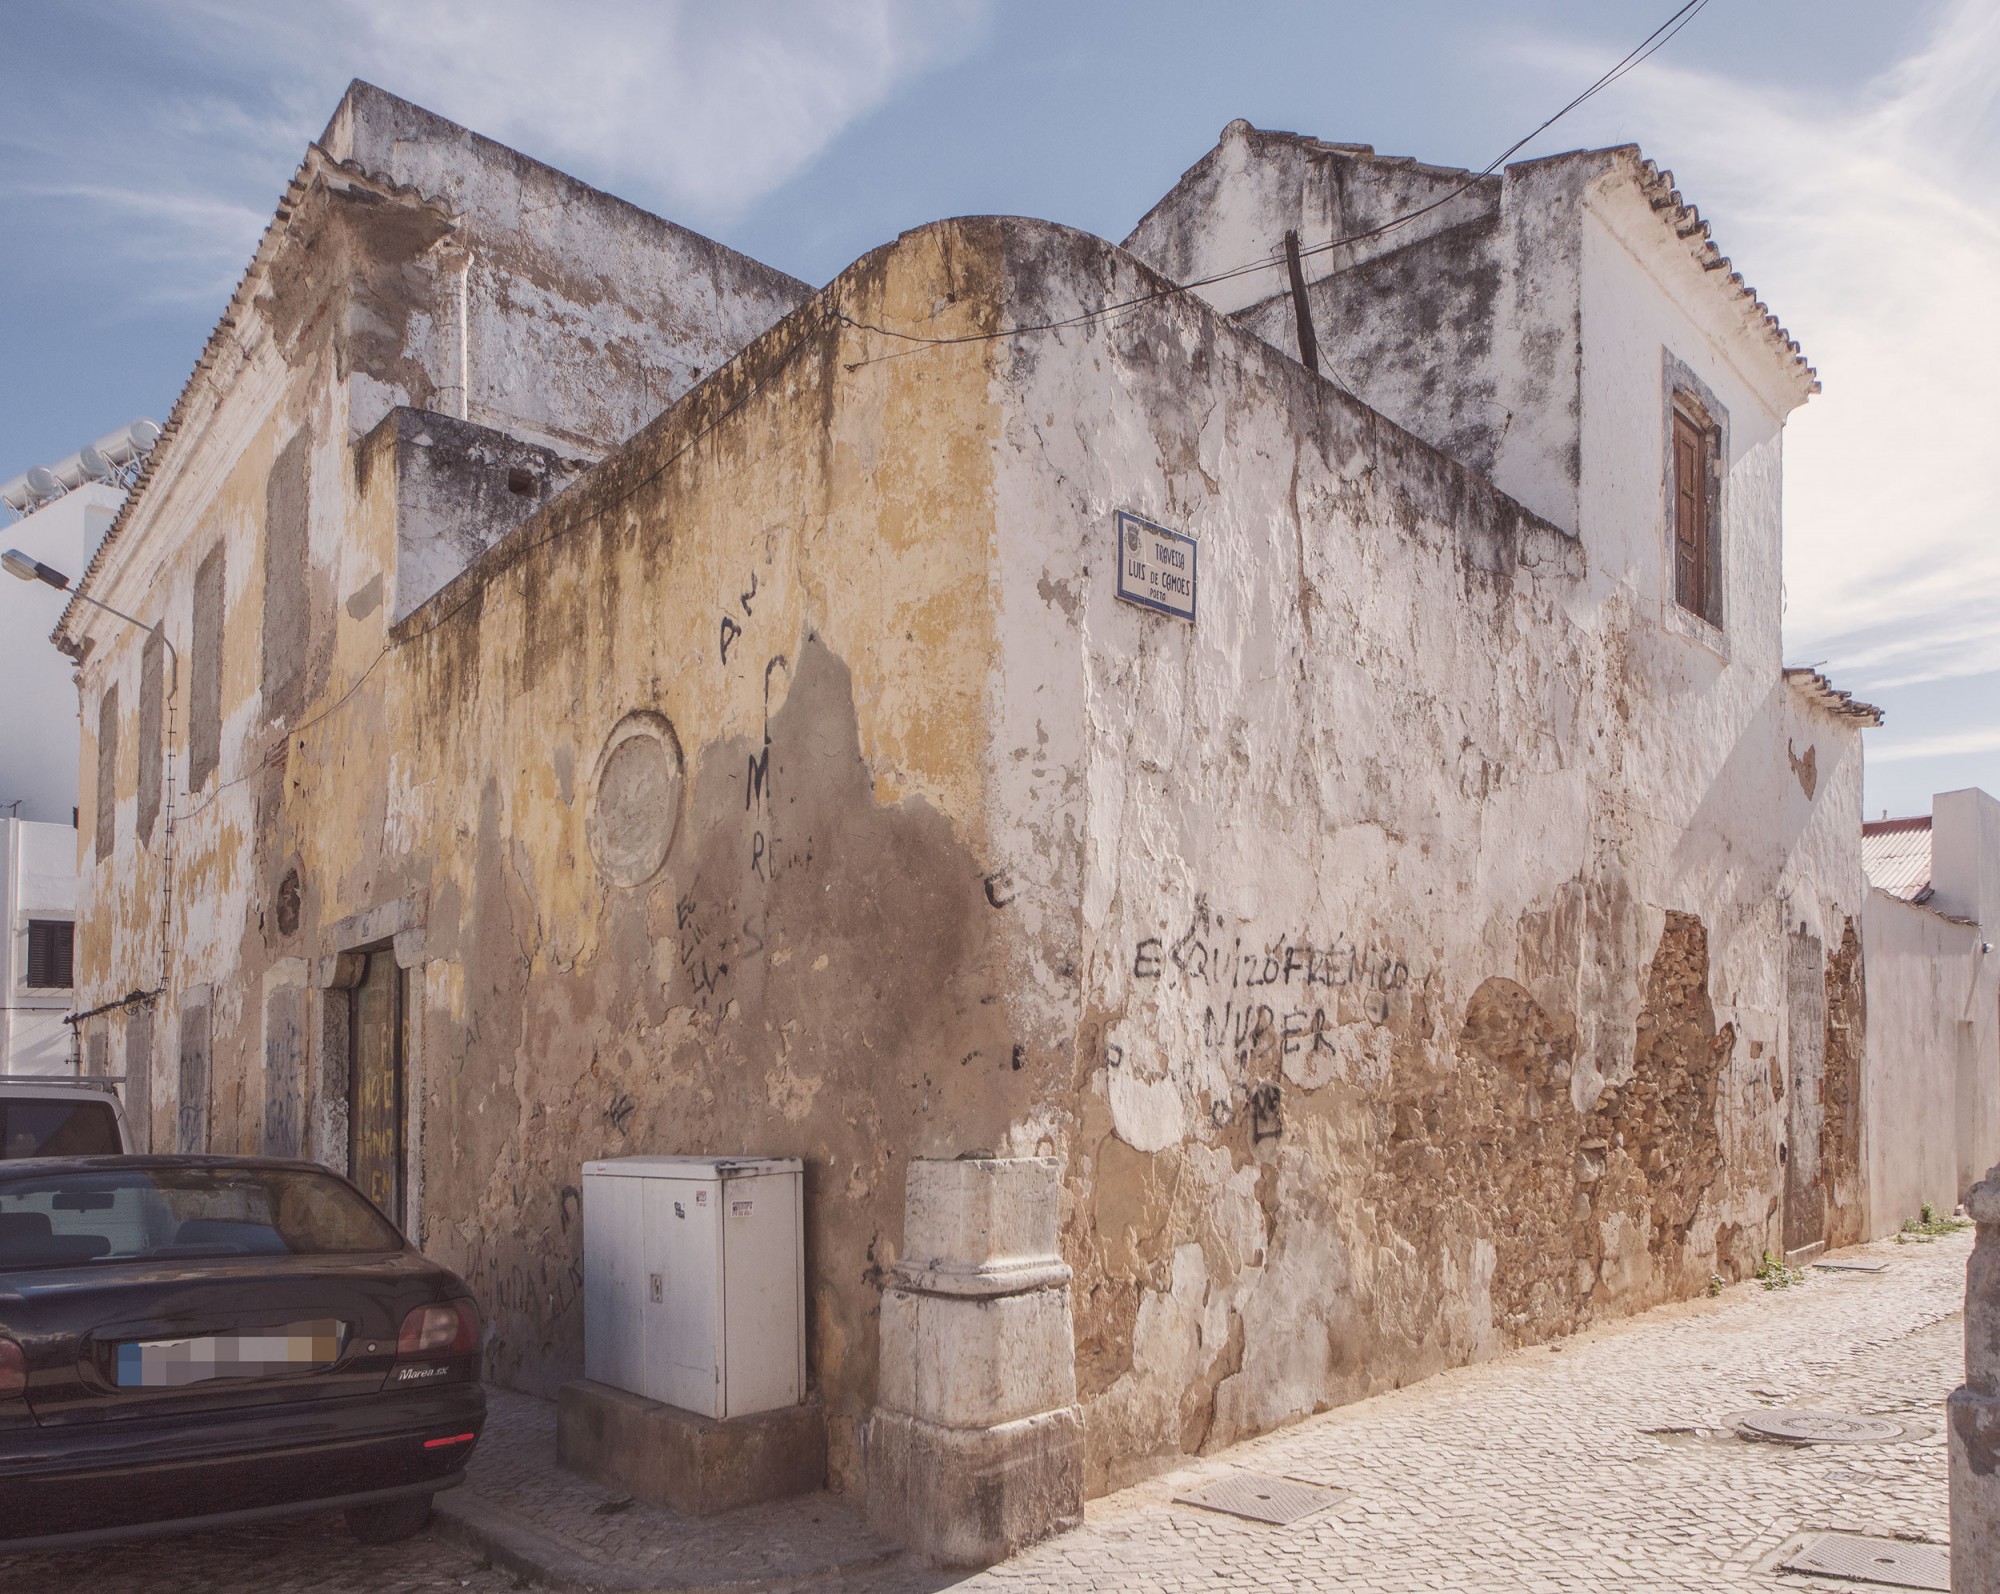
0, 1, 989, 314
319, 0, 993, 223
1870, 726, 2000, 764
1523, 0, 2000, 690
147, 0, 992, 225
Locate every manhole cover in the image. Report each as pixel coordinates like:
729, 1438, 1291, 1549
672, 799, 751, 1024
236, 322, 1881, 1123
1781, 1532, 1949, 1589
1737, 1410, 1905, 1444
1174, 1471, 1348, 1525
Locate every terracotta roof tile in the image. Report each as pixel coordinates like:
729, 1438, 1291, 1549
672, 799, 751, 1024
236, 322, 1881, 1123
1784, 666, 1884, 726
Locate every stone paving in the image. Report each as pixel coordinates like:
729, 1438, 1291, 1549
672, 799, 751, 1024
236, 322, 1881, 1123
0, 1228, 1972, 1592
431, 1385, 902, 1590
905, 1229, 1972, 1593
0, 1507, 519, 1594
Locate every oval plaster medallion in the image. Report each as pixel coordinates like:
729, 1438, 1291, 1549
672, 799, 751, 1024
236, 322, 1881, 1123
587, 712, 685, 888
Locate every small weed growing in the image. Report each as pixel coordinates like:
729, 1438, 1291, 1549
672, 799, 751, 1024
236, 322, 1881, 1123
1896, 1201, 1971, 1245
1705, 1274, 1725, 1298
1754, 1251, 1802, 1290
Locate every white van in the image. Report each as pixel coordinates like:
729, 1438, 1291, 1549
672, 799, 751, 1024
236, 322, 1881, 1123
0, 1076, 134, 1159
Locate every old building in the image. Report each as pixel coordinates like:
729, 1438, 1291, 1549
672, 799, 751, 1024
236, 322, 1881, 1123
61, 90, 1907, 1510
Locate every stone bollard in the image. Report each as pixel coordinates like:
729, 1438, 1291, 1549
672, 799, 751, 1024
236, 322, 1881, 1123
1951, 1163, 2000, 1592
867, 1156, 1084, 1568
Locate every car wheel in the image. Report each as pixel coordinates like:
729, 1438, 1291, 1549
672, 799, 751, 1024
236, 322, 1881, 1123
345, 1494, 434, 1544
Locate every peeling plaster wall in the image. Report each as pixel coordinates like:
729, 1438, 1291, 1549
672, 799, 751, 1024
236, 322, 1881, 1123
66, 83, 815, 1239
982, 215, 1866, 1491
1123, 122, 1497, 320
322, 82, 811, 458
352, 244, 1032, 1498
1127, 127, 1600, 534
1128, 128, 1815, 550
384, 408, 581, 622
78, 222, 1038, 1496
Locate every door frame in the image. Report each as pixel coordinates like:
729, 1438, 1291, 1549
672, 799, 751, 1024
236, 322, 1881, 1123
311, 894, 427, 1239
345, 942, 407, 1225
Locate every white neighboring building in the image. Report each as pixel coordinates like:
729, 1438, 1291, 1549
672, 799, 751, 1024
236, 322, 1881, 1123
2, 446, 149, 1077
1861, 787, 2000, 1230
1, 817, 76, 1073
1, 481, 124, 826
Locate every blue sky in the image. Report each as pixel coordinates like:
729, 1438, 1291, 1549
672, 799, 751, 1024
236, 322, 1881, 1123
2, 0, 1994, 818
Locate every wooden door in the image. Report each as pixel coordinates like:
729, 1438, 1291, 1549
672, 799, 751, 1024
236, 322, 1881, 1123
349, 950, 405, 1224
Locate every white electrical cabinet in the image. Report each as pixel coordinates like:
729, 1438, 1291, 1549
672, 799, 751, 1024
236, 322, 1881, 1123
580, 1155, 805, 1420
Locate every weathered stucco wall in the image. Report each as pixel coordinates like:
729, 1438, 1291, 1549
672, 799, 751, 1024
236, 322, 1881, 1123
974, 216, 1865, 1490
74, 223, 1047, 1490
65, 82, 811, 1137
322, 81, 810, 458
1130, 126, 1815, 551
361, 240, 1033, 1492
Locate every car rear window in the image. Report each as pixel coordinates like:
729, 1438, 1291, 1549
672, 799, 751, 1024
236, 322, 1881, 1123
1, 1100, 122, 1160
0, 1166, 403, 1271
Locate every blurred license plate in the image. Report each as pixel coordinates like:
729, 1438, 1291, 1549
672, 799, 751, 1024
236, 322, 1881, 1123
115, 1320, 347, 1387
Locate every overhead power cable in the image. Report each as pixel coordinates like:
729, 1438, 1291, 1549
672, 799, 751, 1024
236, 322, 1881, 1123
836, 0, 1713, 368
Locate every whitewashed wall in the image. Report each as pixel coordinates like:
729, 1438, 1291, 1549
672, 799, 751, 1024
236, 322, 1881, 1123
1864, 887, 1981, 1233
982, 213, 1867, 1488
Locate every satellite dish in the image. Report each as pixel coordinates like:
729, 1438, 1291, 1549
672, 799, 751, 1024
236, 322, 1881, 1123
24, 466, 59, 499
93, 420, 161, 465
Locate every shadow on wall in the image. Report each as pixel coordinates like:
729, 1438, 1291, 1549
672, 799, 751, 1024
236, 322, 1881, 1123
1668, 676, 1824, 904
425, 634, 1040, 1491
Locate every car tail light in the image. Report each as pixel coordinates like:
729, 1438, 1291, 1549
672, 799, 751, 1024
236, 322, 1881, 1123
397, 1298, 479, 1356
0, 1338, 24, 1398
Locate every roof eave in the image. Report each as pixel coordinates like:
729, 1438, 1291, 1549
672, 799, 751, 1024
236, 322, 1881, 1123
1619, 150, 1818, 399
1784, 665, 1884, 727
52, 146, 460, 659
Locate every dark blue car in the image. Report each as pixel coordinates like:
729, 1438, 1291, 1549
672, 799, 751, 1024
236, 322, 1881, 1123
0, 1156, 484, 1549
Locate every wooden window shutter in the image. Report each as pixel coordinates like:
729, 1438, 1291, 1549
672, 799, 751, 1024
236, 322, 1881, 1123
27, 920, 74, 988
1673, 408, 1710, 620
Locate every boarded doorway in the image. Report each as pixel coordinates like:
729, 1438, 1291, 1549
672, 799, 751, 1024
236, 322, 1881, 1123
1783, 927, 1827, 1256
349, 949, 406, 1224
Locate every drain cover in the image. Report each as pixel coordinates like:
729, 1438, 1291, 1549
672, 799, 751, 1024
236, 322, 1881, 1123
1737, 1410, 1905, 1444
1781, 1532, 1949, 1589
1815, 1259, 1888, 1273
1174, 1471, 1348, 1525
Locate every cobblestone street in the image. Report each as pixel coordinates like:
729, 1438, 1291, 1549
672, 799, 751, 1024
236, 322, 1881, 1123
0, 1229, 1971, 1593
926, 1229, 1972, 1594
0, 1508, 518, 1594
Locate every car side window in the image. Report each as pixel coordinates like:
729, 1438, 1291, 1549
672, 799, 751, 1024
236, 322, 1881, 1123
0, 1101, 122, 1160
